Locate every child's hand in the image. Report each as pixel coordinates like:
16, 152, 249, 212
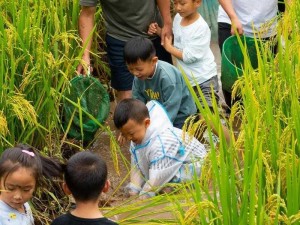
125, 182, 141, 197
148, 23, 161, 36
117, 133, 127, 146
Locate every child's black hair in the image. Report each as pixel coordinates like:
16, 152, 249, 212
124, 36, 156, 65
64, 151, 107, 202
113, 98, 150, 129
0, 144, 64, 187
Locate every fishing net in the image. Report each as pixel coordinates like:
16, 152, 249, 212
63, 75, 110, 142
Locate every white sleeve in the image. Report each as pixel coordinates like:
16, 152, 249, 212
140, 156, 182, 194
182, 28, 211, 64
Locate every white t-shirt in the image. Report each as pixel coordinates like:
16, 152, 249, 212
173, 13, 217, 86
217, 0, 278, 38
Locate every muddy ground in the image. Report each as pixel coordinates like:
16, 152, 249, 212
89, 101, 132, 206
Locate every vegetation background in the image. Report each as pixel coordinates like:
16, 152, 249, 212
0, 0, 299, 224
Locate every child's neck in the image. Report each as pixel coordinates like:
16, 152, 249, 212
181, 12, 200, 26
71, 201, 104, 219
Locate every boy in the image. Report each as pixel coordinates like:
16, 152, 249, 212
113, 99, 207, 199
51, 151, 118, 225
148, 0, 219, 109
124, 36, 197, 129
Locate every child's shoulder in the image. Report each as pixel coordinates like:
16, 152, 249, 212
156, 60, 180, 75
51, 213, 118, 225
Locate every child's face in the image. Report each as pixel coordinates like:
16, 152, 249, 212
127, 57, 158, 80
174, 0, 200, 18
0, 167, 36, 212
120, 118, 150, 144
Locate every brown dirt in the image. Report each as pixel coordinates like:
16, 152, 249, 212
89, 101, 132, 207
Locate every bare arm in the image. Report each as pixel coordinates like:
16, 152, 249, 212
164, 36, 183, 60
156, 0, 172, 45
218, 0, 243, 35
77, 6, 96, 75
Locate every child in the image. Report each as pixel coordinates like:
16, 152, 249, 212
51, 151, 117, 225
123, 36, 196, 129
113, 99, 207, 199
0, 144, 63, 225
148, 0, 219, 108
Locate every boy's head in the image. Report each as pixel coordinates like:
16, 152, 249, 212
113, 99, 150, 144
63, 151, 109, 202
124, 36, 158, 80
174, 0, 201, 16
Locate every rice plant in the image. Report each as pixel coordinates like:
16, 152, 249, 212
0, 0, 83, 151
102, 1, 300, 224
1, 0, 299, 224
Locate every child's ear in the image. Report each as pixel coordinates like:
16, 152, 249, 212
196, 0, 201, 7
144, 118, 151, 128
102, 180, 111, 193
151, 56, 158, 64
62, 182, 72, 195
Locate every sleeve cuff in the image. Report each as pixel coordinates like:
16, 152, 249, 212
125, 182, 142, 195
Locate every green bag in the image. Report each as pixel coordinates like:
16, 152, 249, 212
63, 75, 110, 142
221, 35, 259, 92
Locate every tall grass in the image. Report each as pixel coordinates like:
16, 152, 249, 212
0, 0, 82, 150
0, 0, 299, 224
103, 1, 300, 224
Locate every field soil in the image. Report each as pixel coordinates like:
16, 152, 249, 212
90, 101, 132, 206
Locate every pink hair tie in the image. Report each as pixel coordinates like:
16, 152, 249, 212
22, 150, 35, 157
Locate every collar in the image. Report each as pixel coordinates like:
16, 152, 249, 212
147, 62, 158, 79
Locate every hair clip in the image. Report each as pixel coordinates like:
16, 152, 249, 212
22, 150, 35, 157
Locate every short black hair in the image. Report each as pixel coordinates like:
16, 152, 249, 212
113, 99, 149, 129
124, 36, 156, 64
64, 151, 107, 202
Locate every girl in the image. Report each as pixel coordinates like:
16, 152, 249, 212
0, 144, 63, 225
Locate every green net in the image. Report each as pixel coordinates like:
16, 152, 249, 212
221, 35, 259, 92
63, 76, 110, 142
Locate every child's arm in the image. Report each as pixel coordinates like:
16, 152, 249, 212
161, 77, 187, 124
132, 80, 147, 103
139, 157, 182, 198
148, 22, 162, 36
126, 155, 145, 196
164, 35, 183, 60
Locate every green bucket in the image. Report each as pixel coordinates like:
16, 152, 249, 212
221, 35, 259, 92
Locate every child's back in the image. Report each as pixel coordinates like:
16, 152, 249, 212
51, 213, 117, 225
51, 151, 118, 225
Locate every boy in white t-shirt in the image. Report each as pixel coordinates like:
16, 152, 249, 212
148, 0, 219, 109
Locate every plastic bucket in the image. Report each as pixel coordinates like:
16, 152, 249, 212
221, 35, 259, 92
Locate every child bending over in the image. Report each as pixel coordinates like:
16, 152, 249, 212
124, 36, 196, 129
113, 99, 207, 199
